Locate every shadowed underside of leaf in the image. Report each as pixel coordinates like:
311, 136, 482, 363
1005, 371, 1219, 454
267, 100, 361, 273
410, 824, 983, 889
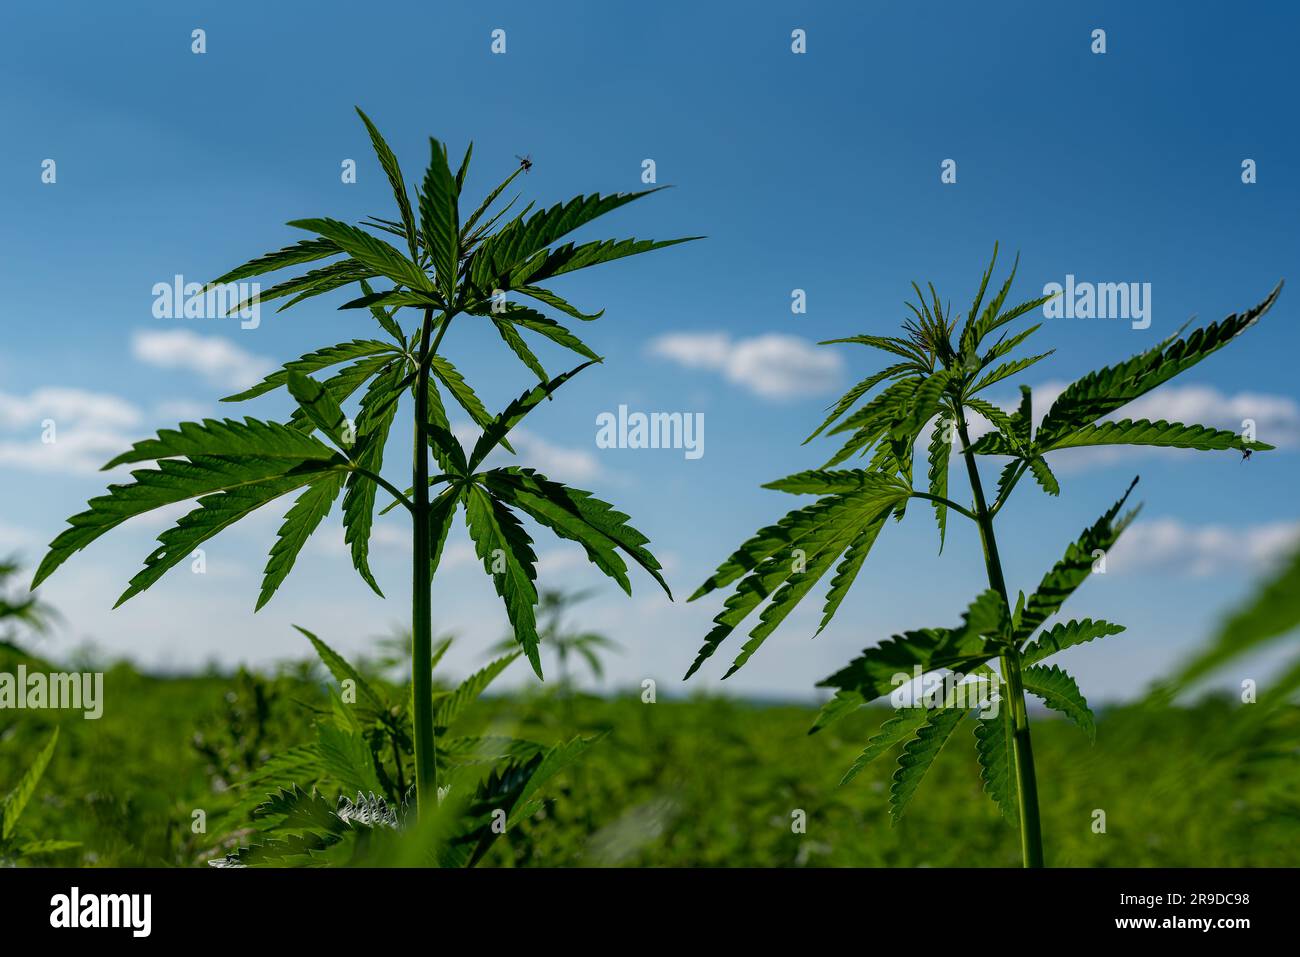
889, 705, 967, 823
1034, 283, 1282, 448
813, 589, 1007, 727
258, 473, 347, 610
839, 710, 926, 786
464, 485, 541, 677
484, 467, 670, 598
1021, 617, 1125, 665
974, 703, 1018, 824
1015, 476, 1140, 640
684, 484, 907, 680
1022, 664, 1095, 741
342, 365, 404, 596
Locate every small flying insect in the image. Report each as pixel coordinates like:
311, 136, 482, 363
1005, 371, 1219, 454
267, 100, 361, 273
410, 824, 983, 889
515, 154, 532, 173
1241, 447, 1253, 462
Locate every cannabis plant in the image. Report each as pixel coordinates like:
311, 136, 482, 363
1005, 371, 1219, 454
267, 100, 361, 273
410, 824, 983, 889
489, 588, 621, 686
210, 627, 592, 867
686, 247, 1281, 866
33, 108, 692, 818
1, 728, 79, 864
0, 557, 55, 649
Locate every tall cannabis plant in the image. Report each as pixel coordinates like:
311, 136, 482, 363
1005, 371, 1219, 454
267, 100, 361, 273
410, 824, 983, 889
33, 108, 693, 818
687, 247, 1281, 866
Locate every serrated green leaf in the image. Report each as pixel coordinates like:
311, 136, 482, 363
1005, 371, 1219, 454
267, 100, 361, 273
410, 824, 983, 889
2, 728, 58, 839
1022, 664, 1095, 741
974, 703, 1018, 824
463, 485, 541, 677
434, 652, 520, 729
804, 362, 916, 445
1021, 618, 1126, 665
927, 417, 952, 549
472, 189, 664, 289
513, 236, 699, 287
208, 238, 343, 288
223, 340, 398, 403
816, 590, 1007, 705
506, 733, 606, 828
355, 108, 419, 258
468, 362, 597, 471
1016, 477, 1140, 639
1026, 456, 1059, 496
494, 304, 601, 362
817, 511, 890, 636
889, 705, 967, 823
341, 364, 403, 597
1035, 284, 1282, 447
257, 473, 346, 610
839, 710, 926, 786
1044, 418, 1269, 453
418, 137, 459, 299
286, 371, 354, 453
513, 284, 604, 321
117, 470, 324, 606
484, 467, 671, 599
287, 217, 430, 292
294, 625, 388, 715
429, 354, 499, 437
491, 314, 548, 381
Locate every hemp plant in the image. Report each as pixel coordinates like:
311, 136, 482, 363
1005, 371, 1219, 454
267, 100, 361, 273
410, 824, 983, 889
33, 108, 692, 819
686, 247, 1281, 866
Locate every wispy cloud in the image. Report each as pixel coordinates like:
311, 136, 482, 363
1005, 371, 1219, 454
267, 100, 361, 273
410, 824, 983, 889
1109, 518, 1300, 577
131, 329, 274, 391
647, 331, 842, 399
0, 387, 141, 431
0, 387, 143, 475
451, 423, 603, 483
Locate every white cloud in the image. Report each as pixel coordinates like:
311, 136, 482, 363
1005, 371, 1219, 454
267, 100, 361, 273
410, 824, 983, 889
1109, 518, 1300, 577
452, 423, 603, 483
131, 329, 274, 390
153, 398, 212, 421
0, 521, 39, 554
0, 387, 144, 475
0, 430, 134, 475
647, 332, 842, 399
0, 387, 141, 431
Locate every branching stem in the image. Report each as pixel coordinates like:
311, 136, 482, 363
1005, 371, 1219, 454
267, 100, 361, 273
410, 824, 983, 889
411, 306, 454, 818
956, 406, 1044, 868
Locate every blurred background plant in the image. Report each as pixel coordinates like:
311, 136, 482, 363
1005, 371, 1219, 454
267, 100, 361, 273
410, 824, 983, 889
0, 557, 1295, 867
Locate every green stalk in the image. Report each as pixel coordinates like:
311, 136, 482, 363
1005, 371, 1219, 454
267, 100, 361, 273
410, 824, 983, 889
411, 306, 452, 818
955, 410, 1045, 868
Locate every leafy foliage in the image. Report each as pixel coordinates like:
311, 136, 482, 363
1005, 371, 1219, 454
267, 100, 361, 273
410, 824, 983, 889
35, 108, 692, 817
210, 628, 598, 867
687, 244, 1281, 863
0, 729, 78, 864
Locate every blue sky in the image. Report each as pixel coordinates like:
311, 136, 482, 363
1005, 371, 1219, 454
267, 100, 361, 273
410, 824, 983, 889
1, 1, 1296, 702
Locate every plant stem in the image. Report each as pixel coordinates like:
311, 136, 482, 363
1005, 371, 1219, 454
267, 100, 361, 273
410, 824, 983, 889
411, 307, 452, 818
955, 409, 1045, 868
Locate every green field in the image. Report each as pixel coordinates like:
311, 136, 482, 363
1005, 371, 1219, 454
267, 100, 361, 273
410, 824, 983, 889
3, 640, 1295, 868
